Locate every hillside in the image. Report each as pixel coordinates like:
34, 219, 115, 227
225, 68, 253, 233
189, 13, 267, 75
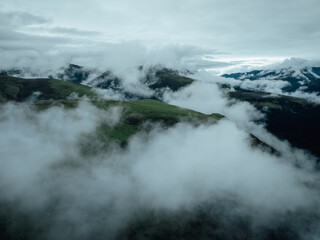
0, 75, 222, 147
2, 71, 319, 159
0, 74, 97, 102
1, 65, 195, 101
228, 89, 320, 159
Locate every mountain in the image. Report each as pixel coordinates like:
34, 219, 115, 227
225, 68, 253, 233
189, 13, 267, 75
0, 74, 97, 103
227, 88, 320, 160
0, 74, 221, 147
220, 61, 320, 159
222, 66, 320, 94
2, 68, 320, 160
1, 64, 194, 101
1, 70, 320, 240
54, 63, 92, 84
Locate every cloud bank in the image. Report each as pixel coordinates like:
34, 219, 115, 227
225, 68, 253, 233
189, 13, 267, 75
0, 101, 319, 239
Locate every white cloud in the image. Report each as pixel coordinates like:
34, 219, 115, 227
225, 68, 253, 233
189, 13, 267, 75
0, 101, 319, 238
163, 80, 263, 128
239, 79, 291, 94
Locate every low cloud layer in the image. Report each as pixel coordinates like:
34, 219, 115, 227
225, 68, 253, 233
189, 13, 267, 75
163, 77, 319, 169
0, 100, 319, 239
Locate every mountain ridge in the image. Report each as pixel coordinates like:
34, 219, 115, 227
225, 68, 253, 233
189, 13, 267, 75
222, 66, 320, 94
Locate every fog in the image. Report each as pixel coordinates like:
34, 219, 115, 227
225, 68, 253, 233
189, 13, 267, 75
0, 99, 320, 239
163, 77, 319, 170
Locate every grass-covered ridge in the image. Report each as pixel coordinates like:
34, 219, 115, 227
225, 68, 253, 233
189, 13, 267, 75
0, 74, 223, 146
98, 99, 223, 145
0, 75, 97, 102
34, 98, 223, 146
148, 68, 194, 91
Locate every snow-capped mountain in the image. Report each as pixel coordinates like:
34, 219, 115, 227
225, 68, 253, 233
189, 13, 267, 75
222, 60, 320, 94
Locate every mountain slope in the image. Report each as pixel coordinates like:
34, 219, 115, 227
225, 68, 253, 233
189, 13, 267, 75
0, 75, 97, 102
1, 64, 195, 100
228, 89, 320, 159
0, 75, 222, 147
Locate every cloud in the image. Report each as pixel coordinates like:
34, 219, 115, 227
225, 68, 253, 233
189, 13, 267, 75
129, 121, 318, 212
49, 27, 101, 36
0, 36, 214, 78
239, 79, 291, 94
0, 10, 49, 28
1, 0, 320, 69
163, 80, 263, 128
162, 75, 319, 169
0, 97, 319, 239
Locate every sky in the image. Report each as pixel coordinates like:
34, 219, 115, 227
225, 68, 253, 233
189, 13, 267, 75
1, 0, 320, 70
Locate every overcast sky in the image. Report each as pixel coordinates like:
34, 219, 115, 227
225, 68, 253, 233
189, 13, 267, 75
1, 0, 319, 70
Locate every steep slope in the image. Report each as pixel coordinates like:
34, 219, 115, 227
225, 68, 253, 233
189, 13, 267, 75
228, 89, 320, 159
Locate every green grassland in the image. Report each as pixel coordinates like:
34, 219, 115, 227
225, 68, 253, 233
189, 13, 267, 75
98, 99, 223, 145
0, 74, 222, 147
0, 75, 97, 102
33, 98, 223, 147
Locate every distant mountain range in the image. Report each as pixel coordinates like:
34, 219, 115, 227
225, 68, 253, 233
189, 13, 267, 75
3, 62, 320, 99
222, 66, 320, 94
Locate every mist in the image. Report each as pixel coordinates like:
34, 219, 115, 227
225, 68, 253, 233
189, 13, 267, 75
0, 99, 320, 239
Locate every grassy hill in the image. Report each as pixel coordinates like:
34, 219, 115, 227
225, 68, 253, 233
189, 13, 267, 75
0, 75, 222, 147
34, 98, 223, 148
0, 75, 97, 102
97, 99, 222, 145
148, 68, 194, 91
